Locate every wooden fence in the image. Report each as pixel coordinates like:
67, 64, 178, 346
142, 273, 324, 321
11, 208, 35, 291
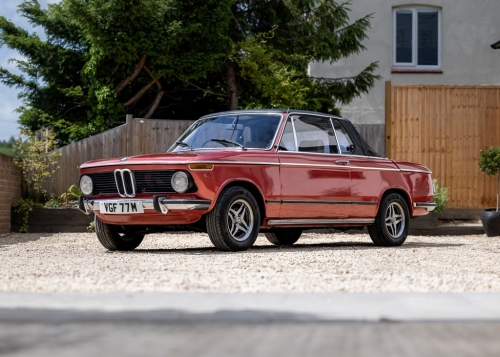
48, 116, 195, 196
386, 82, 500, 209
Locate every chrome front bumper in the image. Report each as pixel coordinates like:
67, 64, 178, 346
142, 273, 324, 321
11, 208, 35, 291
78, 196, 212, 215
413, 202, 437, 212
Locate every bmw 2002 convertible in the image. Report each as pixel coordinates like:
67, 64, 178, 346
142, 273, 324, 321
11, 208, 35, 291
78, 110, 436, 251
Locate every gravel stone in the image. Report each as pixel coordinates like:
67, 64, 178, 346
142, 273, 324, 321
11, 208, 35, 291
1, 232, 499, 293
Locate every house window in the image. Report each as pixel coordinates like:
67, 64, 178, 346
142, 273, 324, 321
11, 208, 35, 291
393, 7, 441, 70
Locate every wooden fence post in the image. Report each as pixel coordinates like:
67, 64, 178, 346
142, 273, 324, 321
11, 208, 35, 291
385, 81, 392, 159
125, 114, 133, 157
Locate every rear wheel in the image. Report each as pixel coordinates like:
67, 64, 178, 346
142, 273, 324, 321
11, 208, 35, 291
265, 229, 302, 245
94, 215, 145, 251
206, 186, 261, 251
368, 193, 410, 246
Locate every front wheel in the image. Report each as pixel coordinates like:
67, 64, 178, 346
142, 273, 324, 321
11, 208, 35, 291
94, 215, 145, 251
368, 193, 410, 246
206, 186, 261, 251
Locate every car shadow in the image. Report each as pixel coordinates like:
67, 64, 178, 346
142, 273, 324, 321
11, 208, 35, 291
0, 233, 49, 248
125, 241, 465, 255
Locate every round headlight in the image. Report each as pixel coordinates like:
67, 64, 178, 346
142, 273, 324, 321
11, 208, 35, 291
171, 171, 190, 193
80, 175, 93, 195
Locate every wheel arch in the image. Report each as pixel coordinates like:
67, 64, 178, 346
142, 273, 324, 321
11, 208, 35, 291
378, 188, 413, 216
215, 180, 266, 225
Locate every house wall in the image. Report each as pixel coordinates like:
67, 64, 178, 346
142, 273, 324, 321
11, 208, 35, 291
310, 0, 500, 130
0, 154, 21, 234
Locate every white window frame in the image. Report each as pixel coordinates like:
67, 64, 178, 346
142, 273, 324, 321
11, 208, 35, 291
392, 7, 441, 70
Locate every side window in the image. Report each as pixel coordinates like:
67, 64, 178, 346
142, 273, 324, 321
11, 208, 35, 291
294, 116, 339, 154
332, 120, 354, 154
278, 118, 296, 151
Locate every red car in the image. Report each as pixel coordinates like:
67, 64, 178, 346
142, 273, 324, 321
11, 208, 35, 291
78, 110, 435, 251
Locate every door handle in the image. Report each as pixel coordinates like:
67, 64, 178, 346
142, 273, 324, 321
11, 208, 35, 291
335, 160, 350, 166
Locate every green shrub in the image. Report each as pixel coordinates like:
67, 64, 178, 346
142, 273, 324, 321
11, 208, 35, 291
479, 146, 500, 211
13, 129, 61, 203
432, 179, 449, 213
13, 198, 42, 233
60, 184, 83, 203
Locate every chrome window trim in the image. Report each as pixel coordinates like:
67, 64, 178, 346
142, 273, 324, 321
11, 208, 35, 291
329, 118, 342, 155
291, 116, 298, 151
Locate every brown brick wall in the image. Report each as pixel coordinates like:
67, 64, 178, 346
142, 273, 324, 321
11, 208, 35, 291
0, 154, 22, 234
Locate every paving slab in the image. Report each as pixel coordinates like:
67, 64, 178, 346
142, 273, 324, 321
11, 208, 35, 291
1, 292, 500, 323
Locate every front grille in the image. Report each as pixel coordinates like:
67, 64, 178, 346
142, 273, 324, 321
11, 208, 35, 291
88, 170, 193, 195
134, 170, 175, 194
89, 172, 116, 195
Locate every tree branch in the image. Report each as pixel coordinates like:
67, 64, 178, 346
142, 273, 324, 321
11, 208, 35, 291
123, 75, 162, 107
144, 91, 164, 119
172, 74, 228, 97
115, 55, 147, 93
133, 53, 162, 91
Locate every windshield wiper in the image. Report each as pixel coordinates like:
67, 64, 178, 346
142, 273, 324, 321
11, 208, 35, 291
175, 141, 193, 150
210, 139, 246, 149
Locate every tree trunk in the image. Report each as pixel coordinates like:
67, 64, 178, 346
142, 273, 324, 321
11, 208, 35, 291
144, 91, 164, 119
226, 65, 238, 110
123, 75, 162, 107
115, 55, 147, 93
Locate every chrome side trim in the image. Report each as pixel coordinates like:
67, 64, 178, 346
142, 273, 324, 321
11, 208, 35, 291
279, 161, 399, 172
81, 160, 281, 168
268, 218, 374, 226
401, 169, 433, 174
80, 198, 211, 214
413, 202, 437, 212
282, 200, 351, 205
265, 200, 378, 206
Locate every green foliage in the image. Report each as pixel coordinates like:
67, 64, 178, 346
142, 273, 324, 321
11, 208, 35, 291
13, 197, 41, 233
60, 184, 83, 203
479, 147, 500, 176
12, 129, 62, 203
216, 0, 380, 112
0, 136, 16, 157
1, 0, 379, 143
479, 146, 500, 211
87, 221, 95, 233
432, 179, 449, 213
45, 194, 62, 208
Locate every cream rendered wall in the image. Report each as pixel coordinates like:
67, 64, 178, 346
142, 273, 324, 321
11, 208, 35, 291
309, 0, 500, 125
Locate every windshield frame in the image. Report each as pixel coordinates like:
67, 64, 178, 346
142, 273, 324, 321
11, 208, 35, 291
168, 112, 285, 152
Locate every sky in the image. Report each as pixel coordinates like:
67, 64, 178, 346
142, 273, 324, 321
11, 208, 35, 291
0, 0, 55, 141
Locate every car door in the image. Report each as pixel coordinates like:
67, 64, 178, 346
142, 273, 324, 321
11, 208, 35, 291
277, 115, 351, 219
331, 119, 400, 219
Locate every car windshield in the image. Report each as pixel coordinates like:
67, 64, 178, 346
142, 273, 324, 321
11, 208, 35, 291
169, 114, 282, 151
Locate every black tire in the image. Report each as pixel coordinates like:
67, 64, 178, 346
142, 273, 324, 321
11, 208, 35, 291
368, 193, 410, 246
94, 215, 145, 251
265, 229, 302, 245
206, 186, 261, 251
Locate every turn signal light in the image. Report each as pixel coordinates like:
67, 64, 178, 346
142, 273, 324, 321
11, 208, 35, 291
189, 163, 214, 170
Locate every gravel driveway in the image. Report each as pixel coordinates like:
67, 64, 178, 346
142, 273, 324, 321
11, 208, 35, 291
1, 232, 499, 293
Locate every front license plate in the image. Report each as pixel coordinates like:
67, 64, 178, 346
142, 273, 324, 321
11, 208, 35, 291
99, 201, 144, 214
